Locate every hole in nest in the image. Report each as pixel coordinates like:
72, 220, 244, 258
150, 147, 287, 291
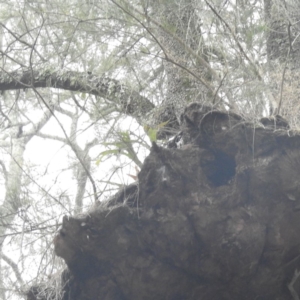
201, 150, 236, 186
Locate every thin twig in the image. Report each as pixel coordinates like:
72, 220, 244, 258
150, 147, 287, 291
205, 0, 262, 80
110, 0, 228, 106
2, 254, 24, 286
111, 0, 218, 79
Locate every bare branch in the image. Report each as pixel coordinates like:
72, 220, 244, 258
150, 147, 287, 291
1, 254, 24, 286
205, 0, 262, 80
35, 133, 66, 143
0, 160, 7, 181
111, 0, 219, 80
24, 106, 54, 142
0, 22, 46, 63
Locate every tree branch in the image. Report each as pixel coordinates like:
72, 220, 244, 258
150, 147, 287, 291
205, 0, 262, 80
112, 0, 219, 80
0, 69, 155, 124
1, 253, 24, 286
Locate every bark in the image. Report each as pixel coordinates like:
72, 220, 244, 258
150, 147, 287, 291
0, 69, 154, 124
27, 103, 300, 300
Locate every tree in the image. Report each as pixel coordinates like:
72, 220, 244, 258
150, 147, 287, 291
0, 0, 299, 299
30, 104, 300, 300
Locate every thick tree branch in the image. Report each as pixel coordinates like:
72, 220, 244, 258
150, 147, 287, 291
0, 69, 155, 124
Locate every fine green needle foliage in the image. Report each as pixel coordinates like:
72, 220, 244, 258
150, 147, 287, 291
144, 120, 169, 142
96, 131, 143, 167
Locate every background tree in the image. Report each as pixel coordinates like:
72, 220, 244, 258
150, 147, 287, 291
0, 0, 298, 299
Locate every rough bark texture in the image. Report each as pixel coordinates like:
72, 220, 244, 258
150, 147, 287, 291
0, 70, 154, 124
27, 103, 300, 300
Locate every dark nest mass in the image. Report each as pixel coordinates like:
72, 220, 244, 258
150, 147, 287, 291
27, 103, 300, 300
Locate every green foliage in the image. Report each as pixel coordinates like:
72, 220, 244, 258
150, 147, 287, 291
96, 149, 121, 165
96, 131, 142, 166
143, 120, 169, 142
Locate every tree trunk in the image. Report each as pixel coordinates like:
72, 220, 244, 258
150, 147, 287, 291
149, 0, 215, 134
27, 103, 300, 300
